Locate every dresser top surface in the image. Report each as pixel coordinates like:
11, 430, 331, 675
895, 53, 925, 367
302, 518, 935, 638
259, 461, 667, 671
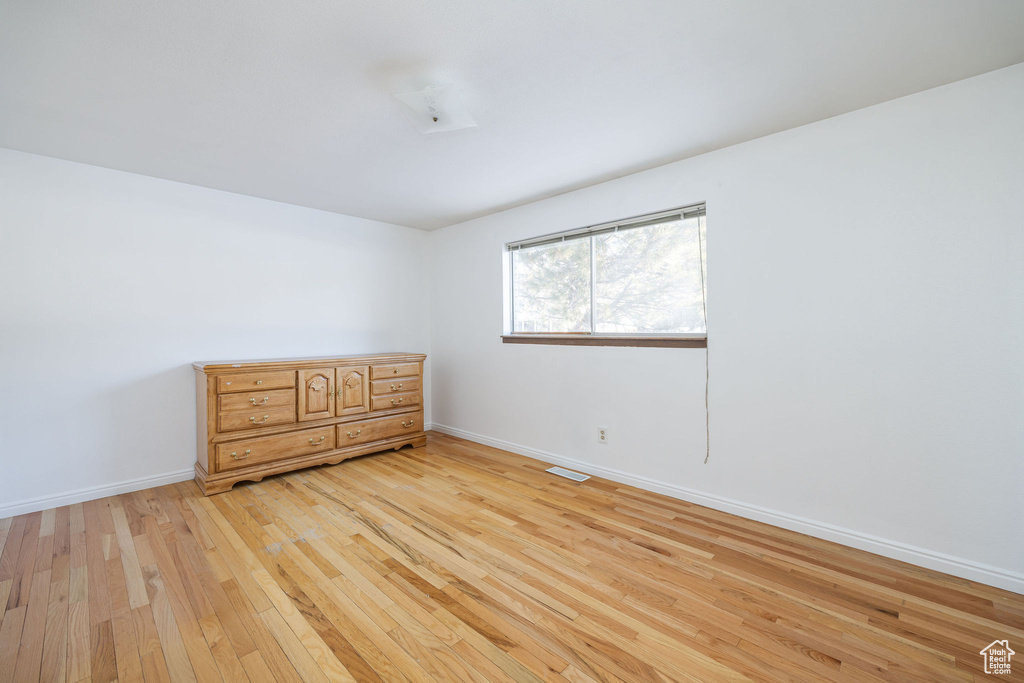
194, 352, 426, 373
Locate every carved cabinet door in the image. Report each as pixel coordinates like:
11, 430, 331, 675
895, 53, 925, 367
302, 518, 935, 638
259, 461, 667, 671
335, 365, 370, 416
297, 368, 335, 422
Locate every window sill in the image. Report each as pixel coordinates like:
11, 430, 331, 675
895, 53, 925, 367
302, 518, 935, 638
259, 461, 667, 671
500, 335, 706, 348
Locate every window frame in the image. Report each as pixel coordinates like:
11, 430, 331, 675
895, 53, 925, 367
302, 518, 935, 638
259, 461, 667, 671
502, 203, 707, 348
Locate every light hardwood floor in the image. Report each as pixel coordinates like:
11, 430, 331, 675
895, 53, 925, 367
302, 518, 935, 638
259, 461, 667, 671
1, 432, 1021, 682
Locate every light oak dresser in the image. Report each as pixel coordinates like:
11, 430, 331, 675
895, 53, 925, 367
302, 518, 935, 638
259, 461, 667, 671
193, 353, 426, 494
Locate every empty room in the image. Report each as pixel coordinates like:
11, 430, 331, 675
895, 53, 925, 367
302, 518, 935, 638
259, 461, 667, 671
1, 1, 1022, 681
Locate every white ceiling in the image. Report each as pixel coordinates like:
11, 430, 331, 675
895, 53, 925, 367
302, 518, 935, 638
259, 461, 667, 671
2, 1, 1023, 230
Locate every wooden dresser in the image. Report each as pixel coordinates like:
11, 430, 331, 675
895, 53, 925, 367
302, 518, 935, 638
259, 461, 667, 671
193, 353, 426, 495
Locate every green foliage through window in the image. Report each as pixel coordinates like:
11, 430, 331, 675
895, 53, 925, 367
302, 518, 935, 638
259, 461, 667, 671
510, 213, 706, 335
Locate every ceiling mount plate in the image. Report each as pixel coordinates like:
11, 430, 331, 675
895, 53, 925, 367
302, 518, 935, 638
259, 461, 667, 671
394, 85, 477, 134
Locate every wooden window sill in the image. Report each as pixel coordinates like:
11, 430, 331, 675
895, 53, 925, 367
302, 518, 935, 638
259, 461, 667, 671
501, 335, 706, 348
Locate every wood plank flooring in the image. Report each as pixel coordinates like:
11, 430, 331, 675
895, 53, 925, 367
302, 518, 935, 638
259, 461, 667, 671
1, 432, 1022, 682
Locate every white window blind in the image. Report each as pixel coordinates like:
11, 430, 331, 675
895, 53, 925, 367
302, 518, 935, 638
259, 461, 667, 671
506, 204, 707, 336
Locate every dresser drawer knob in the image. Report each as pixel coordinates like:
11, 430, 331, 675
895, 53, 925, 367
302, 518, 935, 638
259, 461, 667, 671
393, 368, 399, 374
249, 396, 269, 406
346, 429, 362, 438
390, 383, 403, 391
249, 414, 270, 424
256, 379, 263, 385
231, 449, 251, 460
402, 420, 415, 428
309, 436, 326, 445
390, 397, 404, 405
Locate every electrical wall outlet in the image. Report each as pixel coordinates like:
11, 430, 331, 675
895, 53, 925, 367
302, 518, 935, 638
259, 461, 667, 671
598, 427, 609, 445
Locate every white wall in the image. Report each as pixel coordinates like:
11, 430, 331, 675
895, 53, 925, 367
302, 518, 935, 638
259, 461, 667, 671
0, 148, 430, 515
429, 64, 1024, 592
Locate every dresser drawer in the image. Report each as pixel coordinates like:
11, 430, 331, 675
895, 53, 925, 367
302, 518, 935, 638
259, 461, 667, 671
370, 391, 420, 411
370, 363, 420, 380
218, 388, 296, 413
215, 427, 335, 472
337, 412, 423, 448
218, 405, 296, 432
217, 371, 296, 394
370, 378, 421, 396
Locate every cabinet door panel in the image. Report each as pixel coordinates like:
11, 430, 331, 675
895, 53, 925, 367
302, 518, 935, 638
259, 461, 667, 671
335, 365, 370, 416
297, 368, 335, 422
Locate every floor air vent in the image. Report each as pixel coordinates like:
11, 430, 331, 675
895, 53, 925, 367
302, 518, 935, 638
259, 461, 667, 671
546, 466, 590, 482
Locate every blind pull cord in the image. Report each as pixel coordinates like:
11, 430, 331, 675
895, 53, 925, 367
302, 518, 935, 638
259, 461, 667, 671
698, 217, 710, 464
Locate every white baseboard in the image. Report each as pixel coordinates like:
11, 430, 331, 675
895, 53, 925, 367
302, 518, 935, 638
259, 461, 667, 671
428, 424, 1024, 595
0, 468, 195, 519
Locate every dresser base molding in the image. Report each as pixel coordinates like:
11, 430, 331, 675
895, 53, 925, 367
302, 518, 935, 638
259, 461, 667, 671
194, 433, 427, 495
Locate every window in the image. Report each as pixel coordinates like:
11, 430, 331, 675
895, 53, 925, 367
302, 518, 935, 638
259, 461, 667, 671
504, 204, 706, 347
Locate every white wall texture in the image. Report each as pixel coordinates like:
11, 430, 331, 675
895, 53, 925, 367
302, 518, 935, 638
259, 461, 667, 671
428, 64, 1024, 592
0, 148, 431, 515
